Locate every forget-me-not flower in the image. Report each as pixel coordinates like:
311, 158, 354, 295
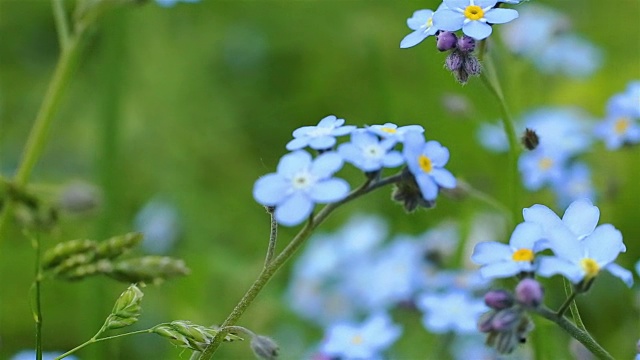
402, 131, 456, 201
607, 81, 640, 118
433, 0, 519, 40
338, 130, 404, 172
367, 123, 425, 144
551, 162, 595, 209
155, 0, 199, 7
518, 145, 569, 191
400, 4, 446, 49
286, 115, 356, 151
471, 222, 545, 279
523, 199, 601, 242
417, 290, 487, 334
253, 151, 349, 226
320, 313, 402, 359
536, 34, 603, 78
595, 107, 640, 150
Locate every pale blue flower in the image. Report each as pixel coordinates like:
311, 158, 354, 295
500, 4, 568, 57
335, 214, 388, 259
417, 291, 487, 334
433, 0, 519, 40
472, 222, 545, 279
12, 351, 78, 360
253, 151, 349, 226
518, 145, 569, 191
338, 130, 404, 172
537, 223, 632, 287
135, 198, 180, 254
367, 123, 425, 144
551, 162, 595, 209
477, 122, 509, 153
523, 199, 601, 242
607, 81, 640, 118
635, 259, 640, 277
536, 34, 603, 78
156, 0, 199, 7
595, 107, 640, 150
320, 313, 402, 359
400, 6, 444, 48
286, 115, 356, 151
402, 131, 456, 201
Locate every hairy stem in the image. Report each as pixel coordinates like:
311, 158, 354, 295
197, 174, 401, 359
263, 207, 278, 267
532, 306, 614, 360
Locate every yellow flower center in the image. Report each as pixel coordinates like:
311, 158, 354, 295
614, 117, 630, 134
381, 127, 397, 134
580, 258, 600, 279
464, 5, 484, 21
538, 157, 553, 170
512, 248, 534, 262
418, 154, 433, 173
426, 17, 433, 28
351, 334, 363, 345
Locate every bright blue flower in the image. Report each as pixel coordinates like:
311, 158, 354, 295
320, 313, 402, 359
402, 131, 456, 201
417, 290, 487, 334
400, 6, 443, 49
253, 151, 349, 226
155, 0, 199, 7
551, 162, 595, 209
471, 222, 545, 279
286, 115, 356, 151
595, 107, 640, 150
367, 123, 425, 144
433, 0, 519, 40
518, 145, 569, 191
338, 130, 404, 172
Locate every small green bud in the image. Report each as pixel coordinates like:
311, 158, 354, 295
53, 253, 97, 276
105, 284, 144, 330
153, 324, 192, 348
43, 239, 97, 269
152, 321, 243, 351
96, 232, 143, 259
109, 256, 190, 284
56, 260, 112, 281
250, 335, 279, 360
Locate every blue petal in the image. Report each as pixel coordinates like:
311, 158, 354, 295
605, 263, 633, 287
561, 198, 599, 239
309, 136, 337, 150
462, 21, 492, 40
546, 225, 582, 262
537, 256, 583, 283
471, 241, 512, 264
401, 30, 429, 49
292, 125, 316, 138
432, 9, 465, 31
309, 179, 350, 203
431, 168, 456, 188
311, 152, 344, 178
485, 8, 518, 25
523, 204, 561, 231
253, 174, 289, 205
424, 141, 450, 166
444, 0, 468, 10
331, 125, 357, 136
382, 152, 404, 168
480, 262, 521, 279
275, 193, 314, 226
277, 151, 311, 176
407, 10, 433, 30
509, 222, 544, 249
416, 174, 438, 200
317, 115, 339, 127
582, 224, 623, 264
475, 0, 498, 8
286, 137, 309, 151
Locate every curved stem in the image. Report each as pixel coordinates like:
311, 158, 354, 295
197, 174, 402, 359
531, 306, 614, 360
263, 208, 277, 267
557, 284, 579, 318
563, 278, 587, 331
52, 0, 70, 49
55, 328, 154, 360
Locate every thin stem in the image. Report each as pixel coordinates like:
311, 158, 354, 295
563, 278, 587, 331
556, 289, 578, 318
197, 174, 401, 359
263, 207, 277, 267
52, 0, 70, 49
31, 232, 43, 360
55, 328, 154, 360
532, 306, 614, 360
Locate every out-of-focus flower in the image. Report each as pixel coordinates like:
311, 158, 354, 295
155, 0, 199, 7
400, 8, 440, 48
402, 131, 456, 201
536, 34, 603, 78
500, 4, 569, 56
253, 151, 349, 226
551, 162, 595, 209
135, 198, 180, 254
417, 290, 487, 333
607, 81, 640, 118
11, 351, 78, 360
367, 123, 425, 144
523, 199, 601, 241
319, 313, 402, 360
286, 115, 356, 151
518, 145, 568, 191
338, 130, 404, 172
433, 0, 519, 40
471, 222, 545, 279
595, 106, 640, 150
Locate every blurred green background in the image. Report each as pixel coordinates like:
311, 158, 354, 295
1, 0, 639, 359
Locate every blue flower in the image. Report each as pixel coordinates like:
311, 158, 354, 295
400, 6, 443, 49
253, 151, 349, 226
523, 199, 601, 242
134, 198, 180, 254
551, 162, 595, 209
338, 130, 404, 172
286, 115, 356, 151
367, 123, 425, 144
155, 0, 199, 7
320, 313, 402, 359
433, 0, 519, 40
595, 107, 640, 150
607, 81, 640, 119
417, 290, 487, 334
471, 222, 545, 279
11, 351, 78, 360
402, 131, 456, 201
536, 34, 603, 78
518, 145, 568, 191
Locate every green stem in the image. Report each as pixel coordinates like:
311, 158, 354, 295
197, 174, 401, 359
557, 289, 578, 318
532, 306, 614, 360
563, 278, 586, 331
55, 328, 154, 360
52, 0, 70, 48
478, 53, 521, 224
263, 208, 277, 267
31, 232, 43, 360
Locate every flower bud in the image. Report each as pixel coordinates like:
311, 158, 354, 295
251, 335, 279, 360
484, 290, 514, 310
96, 232, 144, 259
515, 278, 544, 308
392, 169, 436, 212
436, 31, 458, 52
521, 128, 539, 151
109, 255, 190, 284
43, 239, 97, 270
58, 182, 101, 214
490, 308, 521, 332
463, 55, 481, 76
106, 284, 144, 329
445, 51, 464, 71
457, 35, 476, 53
478, 311, 496, 333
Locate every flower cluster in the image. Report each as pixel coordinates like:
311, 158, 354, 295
472, 199, 633, 287
253, 116, 457, 226
286, 214, 502, 359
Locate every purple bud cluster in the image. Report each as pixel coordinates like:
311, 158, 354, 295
436, 32, 482, 84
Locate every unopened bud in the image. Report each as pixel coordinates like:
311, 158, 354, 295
109, 255, 190, 284
484, 290, 514, 310
251, 335, 280, 360
463, 56, 481, 76
491, 308, 521, 332
515, 278, 544, 308
96, 232, 143, 259
106, 284, 144, 329
457, 35, 476, 53
521, 128, 540, 150
478, 311, 496, 333
43, 239, 97, 269
392, 169, 436, 212
445, 51, 464, 71
436, 31, 458, 52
